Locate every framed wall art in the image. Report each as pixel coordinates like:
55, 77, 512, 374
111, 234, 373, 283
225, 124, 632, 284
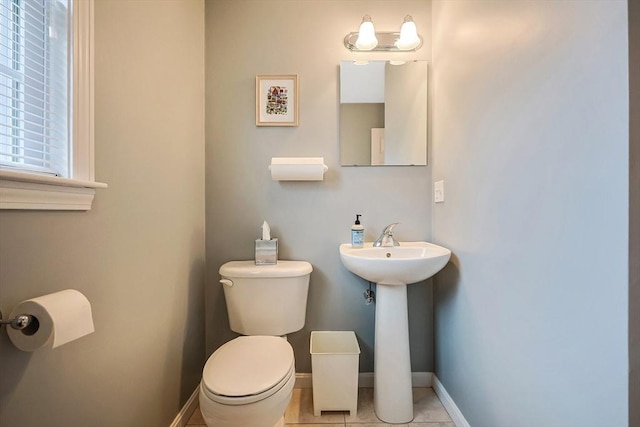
256, 74, 299, 126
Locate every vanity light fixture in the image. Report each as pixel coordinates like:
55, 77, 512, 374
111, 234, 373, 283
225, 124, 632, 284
344, 14, 423, 52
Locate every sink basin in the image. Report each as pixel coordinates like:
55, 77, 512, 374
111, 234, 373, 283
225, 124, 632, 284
339, 241, 451, 285
339, 241, 451, 423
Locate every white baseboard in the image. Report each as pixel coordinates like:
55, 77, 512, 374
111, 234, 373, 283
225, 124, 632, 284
295, 371, 433, 388
432, 375, 470, 427
294, 372, 313, 388
169, 387, 199, 427
411, 371, 433, 387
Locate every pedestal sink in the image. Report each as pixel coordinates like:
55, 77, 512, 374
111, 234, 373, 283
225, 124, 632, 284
339, 242, 451, 423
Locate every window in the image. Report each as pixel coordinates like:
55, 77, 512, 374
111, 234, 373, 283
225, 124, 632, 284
0, 0, 104, 210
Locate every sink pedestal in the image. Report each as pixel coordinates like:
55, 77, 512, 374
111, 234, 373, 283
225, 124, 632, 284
373, 283, 413, 423
338, 241, 452, 424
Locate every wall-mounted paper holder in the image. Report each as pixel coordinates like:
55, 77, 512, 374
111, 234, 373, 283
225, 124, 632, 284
0, 309, 34, 330
269, 157, 328, 181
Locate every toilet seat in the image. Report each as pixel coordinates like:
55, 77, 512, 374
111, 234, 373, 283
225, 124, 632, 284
202, 336, 294, 406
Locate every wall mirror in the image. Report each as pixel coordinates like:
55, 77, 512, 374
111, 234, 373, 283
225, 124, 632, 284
339, 60, 428, 166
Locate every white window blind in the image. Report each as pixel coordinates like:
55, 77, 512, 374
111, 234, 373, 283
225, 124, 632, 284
0, 0, 70, 177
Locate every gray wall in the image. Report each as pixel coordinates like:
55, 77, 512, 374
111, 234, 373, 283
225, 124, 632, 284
0, 1, 206, 426
431, 1, 629, 427
205, 0, 433, 373
629, 1, 639, 425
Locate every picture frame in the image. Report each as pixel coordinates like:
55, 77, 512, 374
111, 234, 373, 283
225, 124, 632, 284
256, 74, 299, 126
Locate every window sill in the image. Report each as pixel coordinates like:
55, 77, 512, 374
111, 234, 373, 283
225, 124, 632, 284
0, 170, 107, 211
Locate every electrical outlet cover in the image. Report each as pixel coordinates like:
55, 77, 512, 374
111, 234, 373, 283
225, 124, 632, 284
434, 180, 444, 203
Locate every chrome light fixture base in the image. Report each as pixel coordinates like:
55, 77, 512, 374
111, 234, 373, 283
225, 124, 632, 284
344, 32, 423, 52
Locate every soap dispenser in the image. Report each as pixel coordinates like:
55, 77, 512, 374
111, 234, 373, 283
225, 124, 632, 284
351, 214, 364, 248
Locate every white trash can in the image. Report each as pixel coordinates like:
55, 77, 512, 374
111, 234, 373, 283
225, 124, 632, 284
310, 331, 361, 416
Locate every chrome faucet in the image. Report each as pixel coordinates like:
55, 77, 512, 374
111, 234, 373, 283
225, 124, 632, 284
373, 223, 400, 247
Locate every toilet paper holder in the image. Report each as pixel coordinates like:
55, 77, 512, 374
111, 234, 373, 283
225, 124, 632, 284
2, 290, 94, 351
0, 309, 34, 330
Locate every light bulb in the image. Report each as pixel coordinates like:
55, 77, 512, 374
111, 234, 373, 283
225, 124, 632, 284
396, 15, 420, 50
355, 15, 378, 51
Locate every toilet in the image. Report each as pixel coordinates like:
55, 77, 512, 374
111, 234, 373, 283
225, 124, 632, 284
199, 260, 312, 427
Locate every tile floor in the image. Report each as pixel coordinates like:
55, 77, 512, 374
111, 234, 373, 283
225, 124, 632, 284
187, 387, 455, 427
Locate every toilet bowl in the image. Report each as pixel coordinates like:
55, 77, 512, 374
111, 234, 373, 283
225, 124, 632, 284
199, 336, 296, 427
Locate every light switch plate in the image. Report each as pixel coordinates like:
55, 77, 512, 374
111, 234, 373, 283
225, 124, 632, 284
434, 180, 444, 203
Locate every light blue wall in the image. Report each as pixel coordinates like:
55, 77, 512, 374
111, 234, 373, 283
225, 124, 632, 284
431, 1, 629, 426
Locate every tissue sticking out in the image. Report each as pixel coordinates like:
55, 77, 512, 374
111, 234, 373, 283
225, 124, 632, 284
256, 220, 278, 265
262, 221, 271, 240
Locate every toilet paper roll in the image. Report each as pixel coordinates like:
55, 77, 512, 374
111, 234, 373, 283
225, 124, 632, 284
7, 289, 95, 352
269, 157, 328, 181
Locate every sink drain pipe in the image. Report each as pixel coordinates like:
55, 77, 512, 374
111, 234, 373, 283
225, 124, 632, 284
364, 281, 375, 305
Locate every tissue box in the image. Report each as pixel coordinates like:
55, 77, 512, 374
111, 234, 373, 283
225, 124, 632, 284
255, 238, 278, 265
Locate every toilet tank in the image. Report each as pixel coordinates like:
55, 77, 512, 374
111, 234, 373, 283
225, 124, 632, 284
219, 260, 312, 336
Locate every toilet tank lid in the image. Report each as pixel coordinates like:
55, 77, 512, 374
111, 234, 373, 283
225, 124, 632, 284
219, 260, 312, 278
